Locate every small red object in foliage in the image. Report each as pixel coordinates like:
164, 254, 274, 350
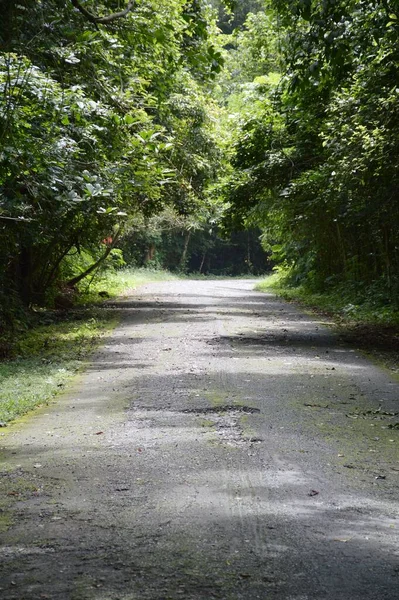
102, 237, 113, 246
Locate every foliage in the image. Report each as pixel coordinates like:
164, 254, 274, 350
4, 0, 397, 335
119, 207, 270, 275
223, 0, 399, 307
256, 271, 399, 325
0, 0, 227, 322
209, 0, 265, 34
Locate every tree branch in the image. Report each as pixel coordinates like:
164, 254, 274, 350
67, 226, 123, 287
70, 1, 135, 25
0, 215, 34, 221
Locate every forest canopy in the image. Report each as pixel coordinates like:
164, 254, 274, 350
1, 0, 399, 328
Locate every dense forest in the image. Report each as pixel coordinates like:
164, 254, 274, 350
1, 0, 399, 330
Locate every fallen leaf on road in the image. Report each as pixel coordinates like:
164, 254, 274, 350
308, 490, 319, 497
95, 431, 104, 435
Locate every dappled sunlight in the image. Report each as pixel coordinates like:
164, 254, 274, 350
2, 0, 399, 597
154, 468, 310, 518
2, 279, 398, 599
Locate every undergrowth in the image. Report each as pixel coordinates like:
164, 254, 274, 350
256, 272, 399, 326
75, 267, 178, 304
0, 268, 176, 424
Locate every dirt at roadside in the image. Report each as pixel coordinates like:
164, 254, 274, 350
336, 322, 399, 373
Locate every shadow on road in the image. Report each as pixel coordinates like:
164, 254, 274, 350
1, 281, 398, 599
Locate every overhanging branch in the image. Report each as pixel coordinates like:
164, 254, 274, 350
67, 225, 123, 287
70, 1, 135, 25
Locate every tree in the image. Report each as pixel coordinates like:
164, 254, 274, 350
0, 0, 227, 316
222, 0, 399, 304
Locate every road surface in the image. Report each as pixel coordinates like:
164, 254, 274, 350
1, 279, 398, 599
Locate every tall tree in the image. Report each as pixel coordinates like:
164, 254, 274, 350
0, 0, 225, 313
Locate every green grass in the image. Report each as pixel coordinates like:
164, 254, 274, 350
255, 272, 399, 325
0, 268, 177, 424
76, 267, 178, 304
0, 315, 115, 424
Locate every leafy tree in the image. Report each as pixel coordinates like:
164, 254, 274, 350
209, 0, 265, 33
0, 0, 227, 319
223, 0, 399, 305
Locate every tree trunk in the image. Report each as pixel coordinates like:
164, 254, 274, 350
18, 246, 34, 305
199, 251, 207, 274
180, 231, 191, 270
145, 244, 156, 263
246, 230, 251, 273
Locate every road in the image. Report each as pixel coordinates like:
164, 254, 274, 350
0, 279, 398, 599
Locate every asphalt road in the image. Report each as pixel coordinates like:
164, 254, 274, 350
1, 279, 398, 599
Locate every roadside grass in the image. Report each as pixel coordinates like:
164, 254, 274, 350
255, 272, 399, 325
75, 267, 178, 304
0, 268, 177, 424
0, 315, 115, 424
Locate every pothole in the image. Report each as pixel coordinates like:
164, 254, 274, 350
182, 405, 260, 415
186, 405, 262, 447
123, 405, 262, 447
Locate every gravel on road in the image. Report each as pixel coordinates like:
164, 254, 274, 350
0, 279, 398, 599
